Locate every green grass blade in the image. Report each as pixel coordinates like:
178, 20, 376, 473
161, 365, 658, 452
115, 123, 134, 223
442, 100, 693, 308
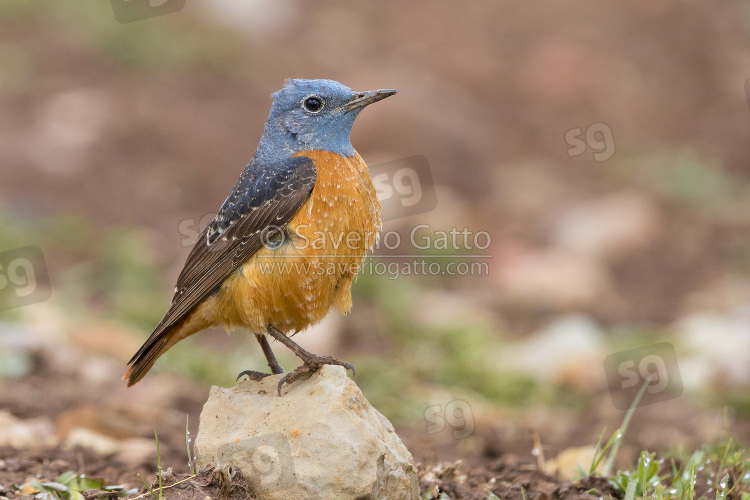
137, 473, 158, 500
604, 378, 651, 476
185, 415, 195, 476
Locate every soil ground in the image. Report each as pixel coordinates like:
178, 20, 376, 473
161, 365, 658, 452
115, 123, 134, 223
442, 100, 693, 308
0, 348, 743, 499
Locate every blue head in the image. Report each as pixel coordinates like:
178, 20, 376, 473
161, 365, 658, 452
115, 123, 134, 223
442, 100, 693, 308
254, 79, 396, 162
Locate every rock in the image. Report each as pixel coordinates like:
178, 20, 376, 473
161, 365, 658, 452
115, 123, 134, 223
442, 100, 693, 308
545, 446, 602, 479
26, 88, 110, 175
499, 314, 607, 391
0, 411, 58, 448
194, 365, 420, 500
196, 0, 299, 41
551, 192, 661, 262
114, 438, 157, 467
63, 427, 121, 456
493, 243, 614, 310
413, 290, 498, 329
676, 308, 750, 388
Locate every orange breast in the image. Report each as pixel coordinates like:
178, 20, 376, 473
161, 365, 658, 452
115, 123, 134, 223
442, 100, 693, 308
197, 151, 382, 335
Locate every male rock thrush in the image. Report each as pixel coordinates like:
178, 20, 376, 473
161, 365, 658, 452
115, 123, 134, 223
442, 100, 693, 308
125, 79, 396, 394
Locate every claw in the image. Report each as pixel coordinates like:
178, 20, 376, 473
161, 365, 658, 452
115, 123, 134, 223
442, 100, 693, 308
276, 354, 354, 395
236, 369, 274, 382
262, 326, 355, 395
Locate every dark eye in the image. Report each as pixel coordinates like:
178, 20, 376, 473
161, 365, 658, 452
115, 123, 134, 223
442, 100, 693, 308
303, 95, 324, 113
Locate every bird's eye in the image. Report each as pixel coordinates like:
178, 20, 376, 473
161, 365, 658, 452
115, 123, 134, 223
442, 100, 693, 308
303, 95, 324, 113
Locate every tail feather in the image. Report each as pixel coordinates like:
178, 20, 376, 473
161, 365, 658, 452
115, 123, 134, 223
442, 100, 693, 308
124, 336, 172, 387
124, 313, 209, 386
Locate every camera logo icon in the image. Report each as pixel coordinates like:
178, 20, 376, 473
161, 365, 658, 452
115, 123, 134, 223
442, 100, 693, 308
565, 122, 616, 162
423, 399, 474, 440
370, 155, 437, 222
604, 342, 683, 410
0, 246, 51, 312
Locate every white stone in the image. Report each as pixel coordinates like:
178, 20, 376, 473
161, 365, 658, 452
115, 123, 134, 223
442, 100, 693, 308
0, 411, 58, 449
499, 314, 607, 390
551, 192, 661, 262
63, 427, 121, 456
194, 365, 419, 500
493, 246, 613, 309
115, 438, 160, 467
195, 0, 299, 40
676, 308, 750, 388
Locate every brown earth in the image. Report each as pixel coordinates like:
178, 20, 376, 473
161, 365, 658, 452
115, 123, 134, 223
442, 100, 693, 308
0, 345, 742, 499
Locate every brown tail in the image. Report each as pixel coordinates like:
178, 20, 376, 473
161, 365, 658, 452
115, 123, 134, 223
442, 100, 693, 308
124, 335, 173, 387
124, 314, 209, 386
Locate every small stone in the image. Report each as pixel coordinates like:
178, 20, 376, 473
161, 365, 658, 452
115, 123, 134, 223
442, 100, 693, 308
195, 365, 419, 500
500, 314, 607, 390
493, 244, 613, 310
676, 309, 750, 388
551, 192, 661, 262
63, 428, 121, 456
545, 446, 601, 479
0, 411, 58, 448
114, 438, 156, 467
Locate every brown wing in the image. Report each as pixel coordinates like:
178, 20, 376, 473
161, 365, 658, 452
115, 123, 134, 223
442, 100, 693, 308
127, 156, 316, 366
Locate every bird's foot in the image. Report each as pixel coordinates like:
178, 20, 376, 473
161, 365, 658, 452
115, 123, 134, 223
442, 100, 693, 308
276, 353, 354, 395
237, 334, 287, 383
263, 326, 354, 395
236, 369, 280, 382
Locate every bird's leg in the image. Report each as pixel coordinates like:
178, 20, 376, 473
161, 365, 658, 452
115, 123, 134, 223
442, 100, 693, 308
236, 334, 285, 382
258, 334, 285, 374
266, 326, 354, 395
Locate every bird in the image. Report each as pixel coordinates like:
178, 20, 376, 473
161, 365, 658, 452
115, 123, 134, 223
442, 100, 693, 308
124, 79, 396, 394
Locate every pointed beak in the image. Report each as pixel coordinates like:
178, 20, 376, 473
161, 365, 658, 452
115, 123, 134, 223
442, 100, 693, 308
343, 89, 397, 113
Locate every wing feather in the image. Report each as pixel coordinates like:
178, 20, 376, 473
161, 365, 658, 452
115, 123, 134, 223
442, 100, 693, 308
127, 156, 316, 365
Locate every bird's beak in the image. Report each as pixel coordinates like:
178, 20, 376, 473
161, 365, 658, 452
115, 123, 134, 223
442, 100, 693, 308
343, 89, 397, 113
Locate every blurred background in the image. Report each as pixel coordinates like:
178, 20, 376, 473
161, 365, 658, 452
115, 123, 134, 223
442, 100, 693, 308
1, 0, 750, 483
